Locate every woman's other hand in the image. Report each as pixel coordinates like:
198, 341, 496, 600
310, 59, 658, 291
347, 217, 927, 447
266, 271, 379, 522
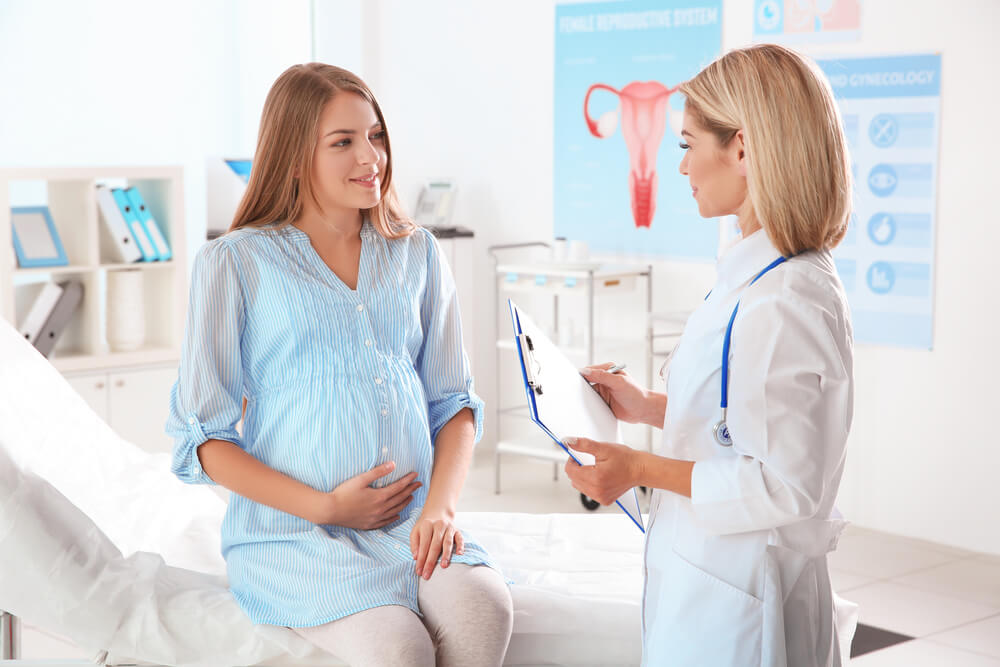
410, 506, 464, 580
563, 437, 642, 506
582, 363, 653, 424
318, 462, 421, 530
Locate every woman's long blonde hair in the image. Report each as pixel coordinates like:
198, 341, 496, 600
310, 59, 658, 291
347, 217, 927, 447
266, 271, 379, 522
230, 63, 414, 238
679, 44, 851, 256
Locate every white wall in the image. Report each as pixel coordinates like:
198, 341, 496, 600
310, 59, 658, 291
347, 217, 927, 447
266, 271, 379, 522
0, 0, 315, 266
358, 0, 1000, 554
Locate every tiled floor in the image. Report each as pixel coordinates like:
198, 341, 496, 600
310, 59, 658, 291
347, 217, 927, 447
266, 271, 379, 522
14, 454, 1000, 665
467, 453, 1000, 665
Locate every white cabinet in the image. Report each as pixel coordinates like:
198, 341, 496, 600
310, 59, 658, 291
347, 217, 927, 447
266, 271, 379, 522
65, 364, 178, 455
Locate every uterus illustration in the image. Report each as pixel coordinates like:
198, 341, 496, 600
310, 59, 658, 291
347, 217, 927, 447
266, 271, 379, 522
583, 81, 682, 228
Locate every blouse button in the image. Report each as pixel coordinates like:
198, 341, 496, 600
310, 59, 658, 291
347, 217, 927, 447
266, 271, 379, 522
381, 409, 388, 416
381, 446, 388, 454
356, 304, 364, 312
188, 417, 196, 425
365, 339, 373, 347
374, 377, 383, 385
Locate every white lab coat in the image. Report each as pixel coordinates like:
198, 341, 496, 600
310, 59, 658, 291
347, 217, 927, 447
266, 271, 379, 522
643, 229, 856, 667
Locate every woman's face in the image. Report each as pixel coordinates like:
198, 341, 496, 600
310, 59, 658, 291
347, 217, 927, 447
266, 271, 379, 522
309, 92, 387, 214
678, 109, 748, 219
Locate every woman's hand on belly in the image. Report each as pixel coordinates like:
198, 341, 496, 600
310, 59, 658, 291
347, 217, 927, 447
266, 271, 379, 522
317, 461, 422, 530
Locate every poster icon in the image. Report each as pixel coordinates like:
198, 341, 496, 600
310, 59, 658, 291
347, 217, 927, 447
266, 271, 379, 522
868, 164, 898, 197
868, 213, 896, 245
869, 114, 899, 148
583, 81, 682, 228
756, 0, 781, 31
867, 262, 895, 294
753, 0, 861, 43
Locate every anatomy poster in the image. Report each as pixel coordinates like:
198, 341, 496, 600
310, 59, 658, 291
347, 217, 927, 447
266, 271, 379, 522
554, 0, 722, 259
753, 0, 862, 44
819, 54, 941, 349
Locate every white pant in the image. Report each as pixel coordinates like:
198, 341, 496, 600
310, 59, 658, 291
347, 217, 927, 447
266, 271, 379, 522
294, 564, 513, 667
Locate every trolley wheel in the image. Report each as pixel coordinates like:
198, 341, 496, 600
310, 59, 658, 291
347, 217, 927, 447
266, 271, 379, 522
580, 493, 601, 511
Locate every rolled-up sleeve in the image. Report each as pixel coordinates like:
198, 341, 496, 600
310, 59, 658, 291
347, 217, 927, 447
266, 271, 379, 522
690, 279, 853, 534
165, 241, 246, 484
416, 230, 485, 445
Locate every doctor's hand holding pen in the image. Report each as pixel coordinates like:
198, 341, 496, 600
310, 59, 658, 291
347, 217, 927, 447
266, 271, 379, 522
568, 363, 693, 506
581, 362, 667, 427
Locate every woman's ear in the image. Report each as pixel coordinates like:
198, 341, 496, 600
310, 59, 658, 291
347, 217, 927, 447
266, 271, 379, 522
734, 130, 747, 177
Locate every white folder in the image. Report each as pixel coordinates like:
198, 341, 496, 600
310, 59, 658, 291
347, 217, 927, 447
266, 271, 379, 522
96, 186, 143, 263
508, 299, 644, 532
19, 282, 63, 344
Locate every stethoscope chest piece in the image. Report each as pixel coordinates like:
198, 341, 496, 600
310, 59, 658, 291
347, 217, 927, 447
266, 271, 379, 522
713, 420, 733, 447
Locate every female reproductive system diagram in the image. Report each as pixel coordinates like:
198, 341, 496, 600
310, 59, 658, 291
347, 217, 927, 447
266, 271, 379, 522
584, 81, 684, 229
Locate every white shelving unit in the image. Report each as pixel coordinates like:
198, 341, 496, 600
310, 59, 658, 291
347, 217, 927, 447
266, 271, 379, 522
1, 166, 187, 454
1, 166, 186, 371
489, 242, 653, 503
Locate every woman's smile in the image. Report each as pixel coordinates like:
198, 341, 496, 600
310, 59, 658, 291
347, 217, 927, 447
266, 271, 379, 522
350, 172, 379, 189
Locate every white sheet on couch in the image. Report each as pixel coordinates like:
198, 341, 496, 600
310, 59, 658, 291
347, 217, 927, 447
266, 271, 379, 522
0, 320, 644, 666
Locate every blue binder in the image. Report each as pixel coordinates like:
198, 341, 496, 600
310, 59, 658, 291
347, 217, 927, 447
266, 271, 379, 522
509, 299, 645, 532
111, 188, 157, 261
122, 187, 172, 261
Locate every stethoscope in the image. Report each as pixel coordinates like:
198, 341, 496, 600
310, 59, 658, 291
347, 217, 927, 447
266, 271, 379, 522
712, 256, 788, 447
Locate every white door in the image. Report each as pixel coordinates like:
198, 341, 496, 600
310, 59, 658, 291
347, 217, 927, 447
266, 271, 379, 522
108, 365, 178, 454
65, 372, 109, 422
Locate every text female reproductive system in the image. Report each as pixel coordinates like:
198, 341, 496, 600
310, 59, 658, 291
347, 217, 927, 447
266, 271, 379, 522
584, 81, 682, 228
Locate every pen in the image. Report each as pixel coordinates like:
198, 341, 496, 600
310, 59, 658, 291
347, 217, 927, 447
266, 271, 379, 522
586, 363, 626, 385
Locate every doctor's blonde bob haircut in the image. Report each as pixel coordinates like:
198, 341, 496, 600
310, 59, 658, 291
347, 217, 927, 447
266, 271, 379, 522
230, 63, 413, 238
679, 44, 852, 257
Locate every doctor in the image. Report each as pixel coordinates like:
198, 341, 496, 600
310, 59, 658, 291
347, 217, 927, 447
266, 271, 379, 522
564, 44, 855, 666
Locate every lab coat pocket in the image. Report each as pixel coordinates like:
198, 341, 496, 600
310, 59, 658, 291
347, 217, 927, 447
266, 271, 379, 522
645, 547, 763, 666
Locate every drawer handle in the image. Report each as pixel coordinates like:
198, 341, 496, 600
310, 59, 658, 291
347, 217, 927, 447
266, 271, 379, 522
95, 382, 105, 390
603, 279, 621, 287
115, 380, 125, 388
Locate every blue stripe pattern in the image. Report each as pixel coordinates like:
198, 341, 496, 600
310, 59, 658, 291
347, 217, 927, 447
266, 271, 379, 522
166, 222, 493, 627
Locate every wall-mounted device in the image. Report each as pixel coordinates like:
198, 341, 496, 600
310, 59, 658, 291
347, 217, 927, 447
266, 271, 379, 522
414, 180, 456, 228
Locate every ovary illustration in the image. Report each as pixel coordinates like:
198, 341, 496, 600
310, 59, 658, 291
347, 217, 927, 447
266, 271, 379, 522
584, 81, 682, 228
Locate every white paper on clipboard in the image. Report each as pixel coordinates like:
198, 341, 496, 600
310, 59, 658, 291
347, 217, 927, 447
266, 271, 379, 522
508, 299, 644, 532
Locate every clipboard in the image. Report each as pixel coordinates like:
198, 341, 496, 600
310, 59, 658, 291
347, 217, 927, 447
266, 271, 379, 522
508, 299, 645, 532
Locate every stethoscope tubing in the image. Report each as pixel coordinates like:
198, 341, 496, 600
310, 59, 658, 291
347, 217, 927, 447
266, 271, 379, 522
714, 256, 788, 446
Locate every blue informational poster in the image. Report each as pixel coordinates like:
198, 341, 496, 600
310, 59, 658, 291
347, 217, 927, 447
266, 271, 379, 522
753, 0, 861, 44
818, 54, 942, 349
554, 0, 722, 260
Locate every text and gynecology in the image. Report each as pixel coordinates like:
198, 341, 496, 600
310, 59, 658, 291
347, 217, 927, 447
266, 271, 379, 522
554, 0, 722, 260
818, 54, 942, 349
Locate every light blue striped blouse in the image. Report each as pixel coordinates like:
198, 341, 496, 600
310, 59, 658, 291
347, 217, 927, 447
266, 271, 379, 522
165, 221, 495, 627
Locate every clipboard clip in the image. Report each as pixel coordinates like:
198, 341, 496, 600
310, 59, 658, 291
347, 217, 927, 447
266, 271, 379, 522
517, 333, 543, 395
